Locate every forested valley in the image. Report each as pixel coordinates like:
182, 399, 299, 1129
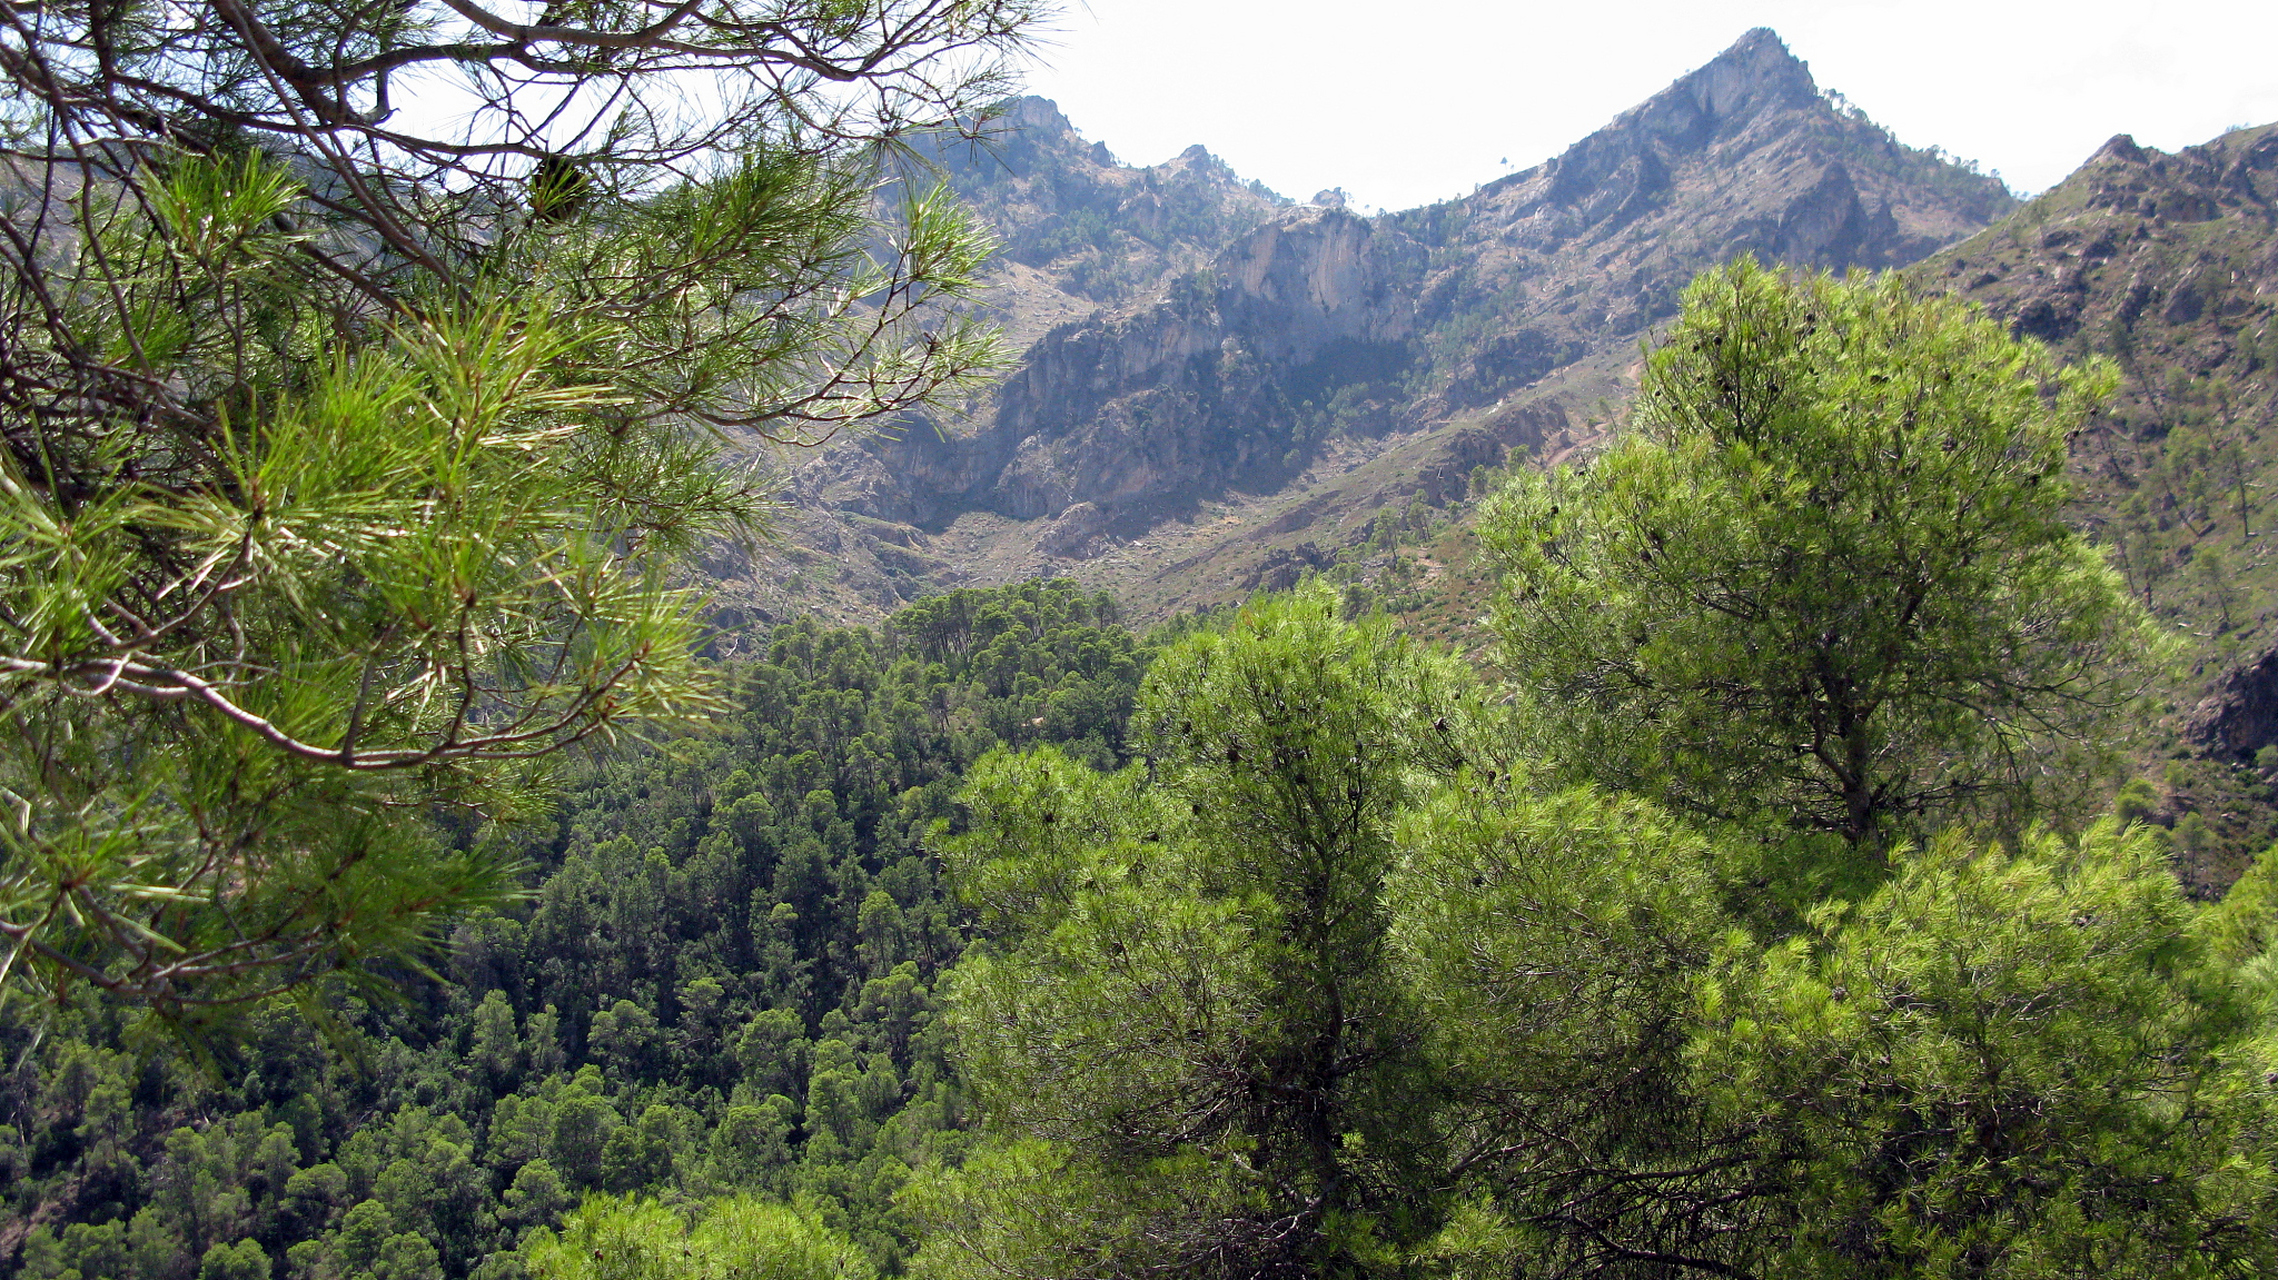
1, 581, 1151, 1278
15, 262, 2278, 1280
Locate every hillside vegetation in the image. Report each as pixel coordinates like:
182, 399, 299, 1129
1, 583, 1148, 1278
11, 8, 2278, 1279
15, 271, 2278, 1280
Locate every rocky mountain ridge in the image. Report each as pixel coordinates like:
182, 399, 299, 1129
704, 28, 2016, 632
1926, 120, 2278, 701
692, 30, 2278, 886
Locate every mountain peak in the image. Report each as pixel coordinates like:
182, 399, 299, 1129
1561, 29, 1819, 166
1003, 95, 1076, 138
1723, 26, 1792, 61
1525, 28, 1821, 211
1663, 27, 1819, 124
2088, 133, 2150, 167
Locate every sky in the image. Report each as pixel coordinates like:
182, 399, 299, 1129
1017, 0, 2278, 213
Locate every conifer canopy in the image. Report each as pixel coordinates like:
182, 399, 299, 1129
0, 0, 1038, 1017
1483, 258, 2170, 851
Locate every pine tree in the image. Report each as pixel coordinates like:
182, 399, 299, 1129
918, 588, 1469, 1279
1483, 259, 2172, 853
0, 0, 1036, 1017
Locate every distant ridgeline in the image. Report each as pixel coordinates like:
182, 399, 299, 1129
718, 28, 2018, 635
0, 582, 1151, 1279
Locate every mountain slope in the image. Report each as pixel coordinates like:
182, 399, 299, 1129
698, 29, 2014, 634
1923, 121, 2278, 723
1917, 121, 2278, 890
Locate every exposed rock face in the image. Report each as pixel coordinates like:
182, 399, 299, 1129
1034, 501, 1109, 559
1522, 26, 1821, 226
720, 28, 2019, 629
1245, 542, 1332, 591
849, 205, 1421, 527
2189, 651, 2278, 760
1939, 126, 2278, 348
931, 97, 1286, 311
1213, 206, 1419, 363
1417, 427, 1510, 504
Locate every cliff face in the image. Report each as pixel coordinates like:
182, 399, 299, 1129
835, 30, 2008, 540
709, 29, 2018, 631
840, 205, 1422, 530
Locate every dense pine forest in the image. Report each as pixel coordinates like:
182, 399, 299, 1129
15, 264, 2278, 1280
2, 581, 1148, 1278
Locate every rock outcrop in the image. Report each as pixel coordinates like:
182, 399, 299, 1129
1940, 125, 2278, 348
928, 96, 1287, 312
719, 28, 2020, 629
853, 204, 1423, 528
837, 29, 2015, 542
2190, 650, 2278, 760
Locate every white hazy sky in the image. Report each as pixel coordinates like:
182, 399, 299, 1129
1016, 0, 2278, 213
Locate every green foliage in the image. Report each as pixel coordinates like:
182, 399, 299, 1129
1390, 781, 1736, 1278
0, 584, 1148, 1279
924, 588, 1474, 1278
199, 1239, 273, 1280
2201, 845, 2278, 974
0, 0, 1038, 1017
521, 1196, 872, 1280
0, 303, 643, 1015
916, 579, 2274, 1280
11, 565, 2278, 1280
1484, 258, 2171, 852
1690, 823, 2272, 1278
2117, 778, 2164, 825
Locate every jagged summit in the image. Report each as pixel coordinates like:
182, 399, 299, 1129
1604, 27, 1820, 146
967, 98, 1234, 182
1476, 30, 1809, 206
1001, 94, 1077, 138
923, 96, 1285, 314
2091, 133, 2149, 167
1930, 119, 2278, 349
1410, 31, 2011, 413
830, 33, 2012, 549
1698, 27, 1817, 100
710, 31, 2020, 633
